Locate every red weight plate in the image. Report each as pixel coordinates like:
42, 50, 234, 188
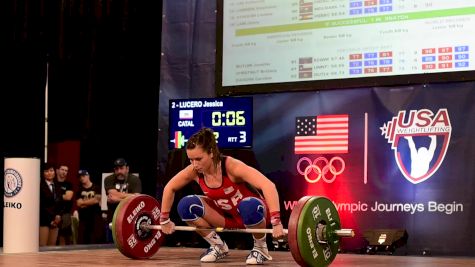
288, 196, 314, 267
112, 195, 134, 256
113, 194, 164, 259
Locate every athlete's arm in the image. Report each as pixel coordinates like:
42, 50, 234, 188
160, 165, 197, 234
161, 165, 197, 214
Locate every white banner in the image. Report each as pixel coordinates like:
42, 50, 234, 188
3, 158, 40, 253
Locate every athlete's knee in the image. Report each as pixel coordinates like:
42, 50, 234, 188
237, 197, 265, 226
177, 195, 205, 221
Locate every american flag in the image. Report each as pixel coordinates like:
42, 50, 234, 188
294, 114, 349, 154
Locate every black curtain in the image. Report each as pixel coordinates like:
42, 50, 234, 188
2, 0, 162, 245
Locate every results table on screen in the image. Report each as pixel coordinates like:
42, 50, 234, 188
222, 0, 475, 86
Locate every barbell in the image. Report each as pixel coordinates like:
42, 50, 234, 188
111, 194, 354, 267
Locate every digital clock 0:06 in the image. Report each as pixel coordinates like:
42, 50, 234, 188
211, 111, 246, 126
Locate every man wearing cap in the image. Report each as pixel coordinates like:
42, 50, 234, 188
103, 158, 142, 223
76, 170, 104, 244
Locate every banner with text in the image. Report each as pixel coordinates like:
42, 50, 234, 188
250, 81, 475, 256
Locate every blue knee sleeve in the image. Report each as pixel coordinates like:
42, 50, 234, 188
237, 197, 265, 226
177, 195, 204, 221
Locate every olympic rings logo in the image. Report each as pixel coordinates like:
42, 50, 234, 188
296, 156, 346, 184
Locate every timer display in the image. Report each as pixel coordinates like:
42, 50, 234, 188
208, 111, 246, 127
169, 97, 252, 149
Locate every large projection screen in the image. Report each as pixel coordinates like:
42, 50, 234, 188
216, 0, 475, 95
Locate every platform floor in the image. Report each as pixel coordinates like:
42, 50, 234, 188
0, 246, 474, 266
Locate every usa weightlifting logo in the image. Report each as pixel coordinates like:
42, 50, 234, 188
380, 108, 451, 184
4, 168, 23, 197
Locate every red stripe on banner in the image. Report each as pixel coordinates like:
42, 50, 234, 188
316, 127, 349, 131
295, 150, 348, 154
317, 114, 349, 119
295, 136, 348, 140
389, 117, 397, 145
385, 121, 391, 139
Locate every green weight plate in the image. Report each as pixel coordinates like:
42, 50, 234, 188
297, 196, 341, 267
288, 196, 313, 266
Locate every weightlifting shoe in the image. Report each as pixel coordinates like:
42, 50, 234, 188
200, 242, 229, 262
246, 246, 272, 265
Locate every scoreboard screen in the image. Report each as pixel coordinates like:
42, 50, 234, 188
216, 0, 475, 95
169, 97, 253, 149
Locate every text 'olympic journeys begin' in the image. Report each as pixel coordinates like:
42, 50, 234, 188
283, 200, 463, 215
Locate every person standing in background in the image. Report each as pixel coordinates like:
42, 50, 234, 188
104, 158, 142, 223
55, 163, 74, 245
76, 170, 104, 244
39, 162, 62, 246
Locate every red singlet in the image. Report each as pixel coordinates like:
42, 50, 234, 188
197, 156, 269, 227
